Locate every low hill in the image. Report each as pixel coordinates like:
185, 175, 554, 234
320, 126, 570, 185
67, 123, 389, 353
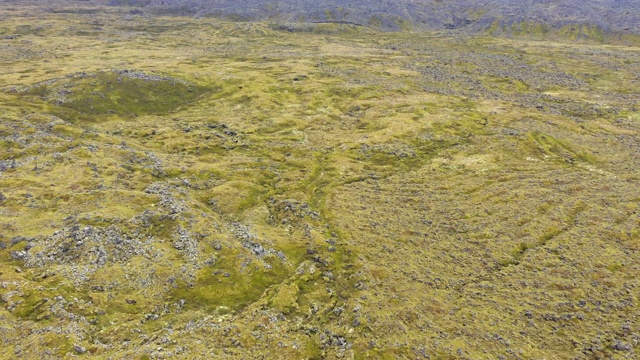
102, 0, 640, 33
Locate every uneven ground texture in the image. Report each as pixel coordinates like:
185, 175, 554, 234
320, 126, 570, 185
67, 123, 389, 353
1, 4, 640, 360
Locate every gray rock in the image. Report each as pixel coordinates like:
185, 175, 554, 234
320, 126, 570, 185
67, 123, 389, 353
74, 344, 87, 354
612, 339, 632, 351
10, 251, 26, 260
243, 241, 266, 257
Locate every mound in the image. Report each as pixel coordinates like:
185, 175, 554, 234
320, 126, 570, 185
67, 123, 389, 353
17, 69, 209, 120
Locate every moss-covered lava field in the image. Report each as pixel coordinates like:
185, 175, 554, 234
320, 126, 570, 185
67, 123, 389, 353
1, 3, 640, 359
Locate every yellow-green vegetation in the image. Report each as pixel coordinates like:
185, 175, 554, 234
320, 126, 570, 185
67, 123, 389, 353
1, 3, 640, 360
16, 70, 211, 121
489, 20, 608, 43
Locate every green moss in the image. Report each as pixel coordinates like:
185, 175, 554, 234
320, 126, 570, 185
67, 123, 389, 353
269, 282, 300, 313
559, 24, 605, 42
487, 20, 501, 35
538, 226, 563, 244
43, 333, 74, 357
484, 75, 530, 93
1, 9, 639, 360
512, 242, 531, 260
606, 263, 623, 272
20, 70, 211, 121
526, 131, 597, 164
170, 256, 291, 313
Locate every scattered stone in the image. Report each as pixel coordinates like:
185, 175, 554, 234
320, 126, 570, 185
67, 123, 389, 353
10, 251, 26, 260
243, 241, 266, 257
612, 339, 632, 351
309, 303, 319, 315
321, 330, 350, 349
145, 183, 186, 218
74, 344, 87, 354
354, 281, 367, 290
0, 159, 19, 172
11, 237, 28, 245
172, 227, 199, 261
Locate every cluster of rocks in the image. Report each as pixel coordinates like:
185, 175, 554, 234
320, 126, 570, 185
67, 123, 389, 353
0, 42, 49, 63
172, 227, 200, 263
230, 222, 286, 261
204, 122, 244, 146
315, 61, 408, 91
406, 51, 585, 98
112, 69, 187, 84
116, 148, 168, 178
0, 159, 18, 172
143, 150, 166, 177
24, 224, 157, 270
162, 121, 247, 151
145, 182, 187, 220
267, 198, 320, 226
393, 45, 636, 121
319, 329, 352, 358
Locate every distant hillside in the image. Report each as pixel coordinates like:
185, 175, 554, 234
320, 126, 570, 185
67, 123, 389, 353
103, 0, 640, 34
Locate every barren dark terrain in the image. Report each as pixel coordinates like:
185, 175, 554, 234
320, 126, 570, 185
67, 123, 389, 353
102, 0, 640, 33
